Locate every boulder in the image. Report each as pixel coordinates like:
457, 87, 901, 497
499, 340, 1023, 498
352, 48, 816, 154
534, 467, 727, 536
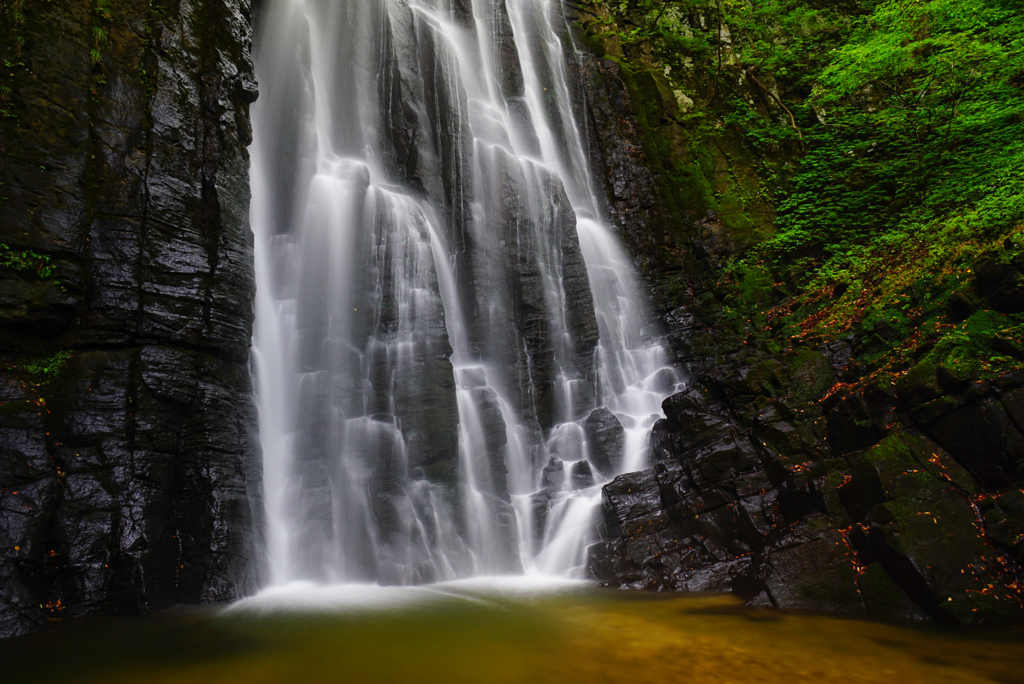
570, 460, 595, 490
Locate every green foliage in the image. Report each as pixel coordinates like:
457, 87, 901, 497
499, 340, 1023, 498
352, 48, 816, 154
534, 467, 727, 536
581, 0, 883, 238
591, 0, 870, 149
94, 0, 112, 21
91, 0, 112, 65
772, 0, 1024, 252
590, 0, 1024, 254
924, 309, 1024, 377
21, 351, 73, 378
0, 243, 57, 280
598, 0, 1024, 385
723, 1, 1024, 386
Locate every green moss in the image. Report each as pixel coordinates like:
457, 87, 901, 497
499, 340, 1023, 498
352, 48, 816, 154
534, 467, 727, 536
606, 56, 775, 253
728, 263, 774, 306
857, 562, 922, 619
783, 349, 834, 403
923, 310, 1024, 380
744, 360, 785, 398
821, 471, 852, 520
90, 0, 112, 64
853, 434, 922, 500
0, 351, 74, 388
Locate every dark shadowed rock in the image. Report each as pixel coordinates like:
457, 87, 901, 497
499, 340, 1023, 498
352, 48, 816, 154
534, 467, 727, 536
588, 353, 1024, 625
0, 0, 260, 638
974, 252, 1024, 314
917, 386, 1024, 488
571, 460, 595, 490
542, 457, 566, 491
584, 407, 625, 478
762, 528, 864, 614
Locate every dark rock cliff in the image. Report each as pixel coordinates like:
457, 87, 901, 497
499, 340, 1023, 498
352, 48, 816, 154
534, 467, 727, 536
0, 0, 261, 638
569, 16, 1024, 624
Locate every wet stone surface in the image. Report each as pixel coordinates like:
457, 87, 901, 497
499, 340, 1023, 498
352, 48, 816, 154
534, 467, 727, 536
0, 0, 261, 638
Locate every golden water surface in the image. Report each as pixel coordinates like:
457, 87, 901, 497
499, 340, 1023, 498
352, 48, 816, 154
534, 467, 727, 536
4, 586, 1022, 683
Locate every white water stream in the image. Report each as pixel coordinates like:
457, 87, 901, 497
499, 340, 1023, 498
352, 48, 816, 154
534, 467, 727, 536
251, 0, 680, 587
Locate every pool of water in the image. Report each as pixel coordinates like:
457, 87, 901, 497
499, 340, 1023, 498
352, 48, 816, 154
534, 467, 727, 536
4, 578, 1023, 683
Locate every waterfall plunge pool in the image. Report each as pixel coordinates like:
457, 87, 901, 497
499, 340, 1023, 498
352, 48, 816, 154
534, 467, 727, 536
4, 579, 1023, 683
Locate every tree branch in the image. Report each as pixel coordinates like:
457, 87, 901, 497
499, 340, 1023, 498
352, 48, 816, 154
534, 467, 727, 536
746, 67, 804, 149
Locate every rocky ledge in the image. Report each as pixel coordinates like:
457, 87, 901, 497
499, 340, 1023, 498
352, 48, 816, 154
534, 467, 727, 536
589, 355, 1024, 624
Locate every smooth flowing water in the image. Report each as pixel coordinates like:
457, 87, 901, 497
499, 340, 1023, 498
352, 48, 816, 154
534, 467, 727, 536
250, 0, 680, 585
5, 584, 1023, 684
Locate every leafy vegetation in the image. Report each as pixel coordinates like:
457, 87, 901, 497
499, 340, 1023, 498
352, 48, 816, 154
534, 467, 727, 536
21, 350, 73, 378
774, 0, 1024, 251
0, 243, 57, 279
585, 0, 1024, 386
91, 0, 112, 64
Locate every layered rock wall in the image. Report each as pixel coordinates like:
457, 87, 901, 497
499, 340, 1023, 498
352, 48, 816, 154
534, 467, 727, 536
0, 0, 261, 637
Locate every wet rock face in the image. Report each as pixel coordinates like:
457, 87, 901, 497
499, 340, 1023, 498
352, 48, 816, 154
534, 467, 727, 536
590, 372, 1024, 623
570, 460, 595, 490
572, 55, 659, 270
0, 0, 260, 638
587, 347, 1024, 624
500, 168, 599, 430
584, 407, 624, 478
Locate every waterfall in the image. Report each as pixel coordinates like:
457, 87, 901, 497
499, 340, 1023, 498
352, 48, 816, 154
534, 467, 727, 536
250, 0, 681, 586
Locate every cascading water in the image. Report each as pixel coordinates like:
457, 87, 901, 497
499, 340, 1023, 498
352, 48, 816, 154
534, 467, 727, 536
251, 0, 682, 586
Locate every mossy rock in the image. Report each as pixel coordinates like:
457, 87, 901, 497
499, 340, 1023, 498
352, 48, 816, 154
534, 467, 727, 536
923, 309, 1024, 381
631, 69, 680, 124
895, 360, 944, 406
764, 530, 864, 613
740, 359, 785, 397
0, 398, 40, 418
857, 562, 927, 621
824, 375, 896, 454
820, 469, 853, 523
783, 349, 834, 403
867, 493, 1021, 624
845, 431, 977, 509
